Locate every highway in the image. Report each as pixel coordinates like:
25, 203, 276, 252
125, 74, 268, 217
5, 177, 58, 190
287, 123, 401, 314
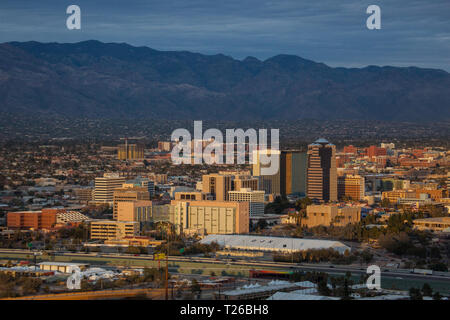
1, 248, 449, 283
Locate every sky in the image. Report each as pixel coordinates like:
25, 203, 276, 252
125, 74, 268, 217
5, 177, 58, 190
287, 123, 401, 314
0, 0, 449, 70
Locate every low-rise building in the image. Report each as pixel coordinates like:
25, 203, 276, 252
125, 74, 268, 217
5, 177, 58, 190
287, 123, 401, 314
381, 190, 415, 203
90, 220, 139, 240
74, 187, 94, 202
200, 234, 350, 254
56, 211, 90, 224
413, 217, 450, 232
7, 208, 66, 230
305, 204, 361, 228
38, 262, 89, 274
104, 236, 165, 247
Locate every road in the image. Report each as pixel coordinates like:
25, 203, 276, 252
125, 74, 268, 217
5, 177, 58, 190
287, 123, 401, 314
1, 248, 449, 283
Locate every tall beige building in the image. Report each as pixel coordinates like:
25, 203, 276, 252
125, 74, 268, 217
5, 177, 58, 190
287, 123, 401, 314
94, 173, 126, 204
307, 139, 337, 202
252, 149, 281, 195
171, 200, 249, 235
202, 174, 233, 201
117, 200, 170, 223
113, 187, 150, 220
228, 188, 265, 216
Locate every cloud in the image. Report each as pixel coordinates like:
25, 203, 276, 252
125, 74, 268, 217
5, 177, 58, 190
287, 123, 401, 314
0, 0, 448, 70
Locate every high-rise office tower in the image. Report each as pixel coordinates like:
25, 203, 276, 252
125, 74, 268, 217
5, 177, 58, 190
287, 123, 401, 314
307, 139, 337, 202
228, 188, 265, 216
202, 174, 233, 201
233, 175, 259, 191
94, 173, 126, 204
118, 143, 144, 160
338, 174, 365, 201
280, 151, 308, 196
252, 149, 281, 195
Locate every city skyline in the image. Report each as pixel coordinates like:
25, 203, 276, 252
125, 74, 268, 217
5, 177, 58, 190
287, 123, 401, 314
0, 0, 448, 305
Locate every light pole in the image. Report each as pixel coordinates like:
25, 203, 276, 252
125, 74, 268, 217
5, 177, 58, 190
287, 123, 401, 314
291, 237, 294, 264
165, 223, 170, 300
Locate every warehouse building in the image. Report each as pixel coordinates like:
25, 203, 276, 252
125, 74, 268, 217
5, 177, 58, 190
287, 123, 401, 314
38, 262, 90, 274
217, 280, 318, 300
200, 234, 350, 254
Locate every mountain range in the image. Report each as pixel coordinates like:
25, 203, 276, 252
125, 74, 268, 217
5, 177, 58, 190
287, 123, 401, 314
0, 40, 449, 121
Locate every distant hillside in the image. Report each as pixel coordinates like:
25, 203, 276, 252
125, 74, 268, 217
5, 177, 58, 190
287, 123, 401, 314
0, 40, 449, 121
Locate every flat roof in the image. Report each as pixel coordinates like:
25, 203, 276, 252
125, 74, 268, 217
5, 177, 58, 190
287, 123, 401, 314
221, 281, 308, 296
200, 235, 350, 254
414, 217, 450, 223
38, 262, 89, 267
267, 292, 339, 300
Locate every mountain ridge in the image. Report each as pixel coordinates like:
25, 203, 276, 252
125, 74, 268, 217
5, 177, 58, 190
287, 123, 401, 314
0, 40, 449, 121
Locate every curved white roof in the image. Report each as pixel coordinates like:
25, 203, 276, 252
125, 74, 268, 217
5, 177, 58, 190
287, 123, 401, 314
200, 234, 350, 254
267, 292, 339, 300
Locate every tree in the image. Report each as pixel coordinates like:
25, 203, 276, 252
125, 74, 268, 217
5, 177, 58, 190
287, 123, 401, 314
341, 278, 351, 300
126, 246, 142, 254
21, 278, 42, 295
432, 292, 442, 300
190, 279, 201, 297
421, 283, 433, 297
378, 232, 412, 256
380, 198, 390, 208
256, 220, 268, 231
428, 262, 448, 272
409, 287, 423, 300
317, 276, 331, 296
360, 249, 373, 264
295, 197, 312, 210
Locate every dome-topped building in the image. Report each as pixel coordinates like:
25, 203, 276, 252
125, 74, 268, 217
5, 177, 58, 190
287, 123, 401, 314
314, 138, 330, 144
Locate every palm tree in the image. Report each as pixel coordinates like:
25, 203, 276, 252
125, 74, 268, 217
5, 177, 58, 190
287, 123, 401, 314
296, 209, 307, 227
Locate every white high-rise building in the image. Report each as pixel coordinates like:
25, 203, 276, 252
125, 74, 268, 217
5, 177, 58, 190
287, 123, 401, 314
228, 188, 265, 216
94, 173, 125, 204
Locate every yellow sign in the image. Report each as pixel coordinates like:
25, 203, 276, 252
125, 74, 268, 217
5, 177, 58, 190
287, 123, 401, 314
154, 253, 166, 261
